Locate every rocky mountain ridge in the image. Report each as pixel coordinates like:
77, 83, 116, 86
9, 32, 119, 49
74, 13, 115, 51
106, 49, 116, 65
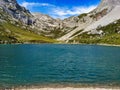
0, 0, 120, 44
0, 0, 69, 39
58, 0, 120, 41
0, 0, 35, 25
0, 0, 57, 43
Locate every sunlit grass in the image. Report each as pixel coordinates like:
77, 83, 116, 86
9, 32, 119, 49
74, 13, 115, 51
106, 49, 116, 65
0, 23, 57, 43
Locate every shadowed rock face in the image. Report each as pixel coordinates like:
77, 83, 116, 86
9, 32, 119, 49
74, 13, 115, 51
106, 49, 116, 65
0, 0, 34, 25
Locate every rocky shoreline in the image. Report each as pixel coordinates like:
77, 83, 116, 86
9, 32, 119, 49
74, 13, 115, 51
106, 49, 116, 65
1, 86, 120, 90
1, 83, 120, 90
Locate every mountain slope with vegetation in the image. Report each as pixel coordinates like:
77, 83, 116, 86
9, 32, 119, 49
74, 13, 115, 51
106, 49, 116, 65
0, 0, 57, 44
0, 23, 57, 44
70, 19, 120, 45
58, 0, 120, 42
0, 0, 120, 45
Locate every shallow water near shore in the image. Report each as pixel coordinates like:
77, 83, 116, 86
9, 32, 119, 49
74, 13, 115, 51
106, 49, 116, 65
0, 44, 120, 88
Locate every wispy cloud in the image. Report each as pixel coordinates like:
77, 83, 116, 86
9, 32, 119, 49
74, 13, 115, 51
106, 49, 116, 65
20, 2, 54, 8
50, 5, 97, 19
20, 1, 97, 19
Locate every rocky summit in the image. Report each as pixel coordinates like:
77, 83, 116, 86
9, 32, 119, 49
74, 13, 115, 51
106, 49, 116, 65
0, 0, 34, 25
0, 0, 120, 44
58, 0, 120, 41
96, 0, 120, 12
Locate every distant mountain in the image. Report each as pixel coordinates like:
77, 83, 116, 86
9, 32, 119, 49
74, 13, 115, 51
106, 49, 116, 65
0, 0, 56, 43
0, 0, 71, 40
32, 13, 69, 38
58, 0, 120, 42
0, 0, 120, 44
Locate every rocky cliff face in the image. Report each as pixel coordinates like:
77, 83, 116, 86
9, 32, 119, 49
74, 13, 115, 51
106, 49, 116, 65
0, 0, 35, 25
0, 0, 70, 38
58, 0, 120, 41
91, 0, 120, 20
0, 0, 57, 44
95, 0, 120, 12
32, 13, 63, 32
32, 13, 71, 38
1, 0, 120, 42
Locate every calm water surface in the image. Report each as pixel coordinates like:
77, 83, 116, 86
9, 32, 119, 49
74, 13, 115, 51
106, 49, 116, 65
0, 44, 120, 88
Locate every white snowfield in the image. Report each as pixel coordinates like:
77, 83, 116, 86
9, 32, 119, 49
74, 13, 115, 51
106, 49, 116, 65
58, 6, 120, 41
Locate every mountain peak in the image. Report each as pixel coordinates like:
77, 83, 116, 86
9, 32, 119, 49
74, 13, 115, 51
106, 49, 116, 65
101, 0, 120, 6
1, 0, 17, 4
0, 0, 35, 25
95, 0, 120, 13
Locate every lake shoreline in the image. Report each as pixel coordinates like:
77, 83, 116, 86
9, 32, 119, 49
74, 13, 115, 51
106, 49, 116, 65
60, 43, 120, 47
4, 86, 120, 90
15, 87, 120, 90
0, 42, 120, 47
2, 84, 120, 90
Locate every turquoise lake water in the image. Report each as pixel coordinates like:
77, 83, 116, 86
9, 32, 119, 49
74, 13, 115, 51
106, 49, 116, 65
0, 44, 120, 88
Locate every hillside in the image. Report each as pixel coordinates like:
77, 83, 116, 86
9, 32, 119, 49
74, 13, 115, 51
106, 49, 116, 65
0, 22, 56, 44
0, 0, 120, 45
58, 0, 120, 42
0, 0, 57, 44
70, 19, 120, 45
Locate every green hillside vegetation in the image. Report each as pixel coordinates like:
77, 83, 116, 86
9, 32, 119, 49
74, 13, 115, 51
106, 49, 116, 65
0, 5, 57, 44
78, 13, 87, 19
70, 19, 120, 45
0, 23, 57, 44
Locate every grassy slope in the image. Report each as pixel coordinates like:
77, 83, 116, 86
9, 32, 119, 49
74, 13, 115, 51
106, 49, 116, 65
70, 19, 120, 45
0, 23, 57, 43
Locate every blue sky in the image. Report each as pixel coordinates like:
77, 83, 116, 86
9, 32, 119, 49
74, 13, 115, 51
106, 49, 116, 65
17, 0, 100, 19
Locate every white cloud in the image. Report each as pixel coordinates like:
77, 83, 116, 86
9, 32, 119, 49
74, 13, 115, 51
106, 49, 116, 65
20, 1, 54, 8
20, 1, 97, 19
50, 5, 97, 19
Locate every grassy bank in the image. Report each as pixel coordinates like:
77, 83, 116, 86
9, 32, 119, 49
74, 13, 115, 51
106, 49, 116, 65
0, 23, 57, 44
70, 19, 120, 45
